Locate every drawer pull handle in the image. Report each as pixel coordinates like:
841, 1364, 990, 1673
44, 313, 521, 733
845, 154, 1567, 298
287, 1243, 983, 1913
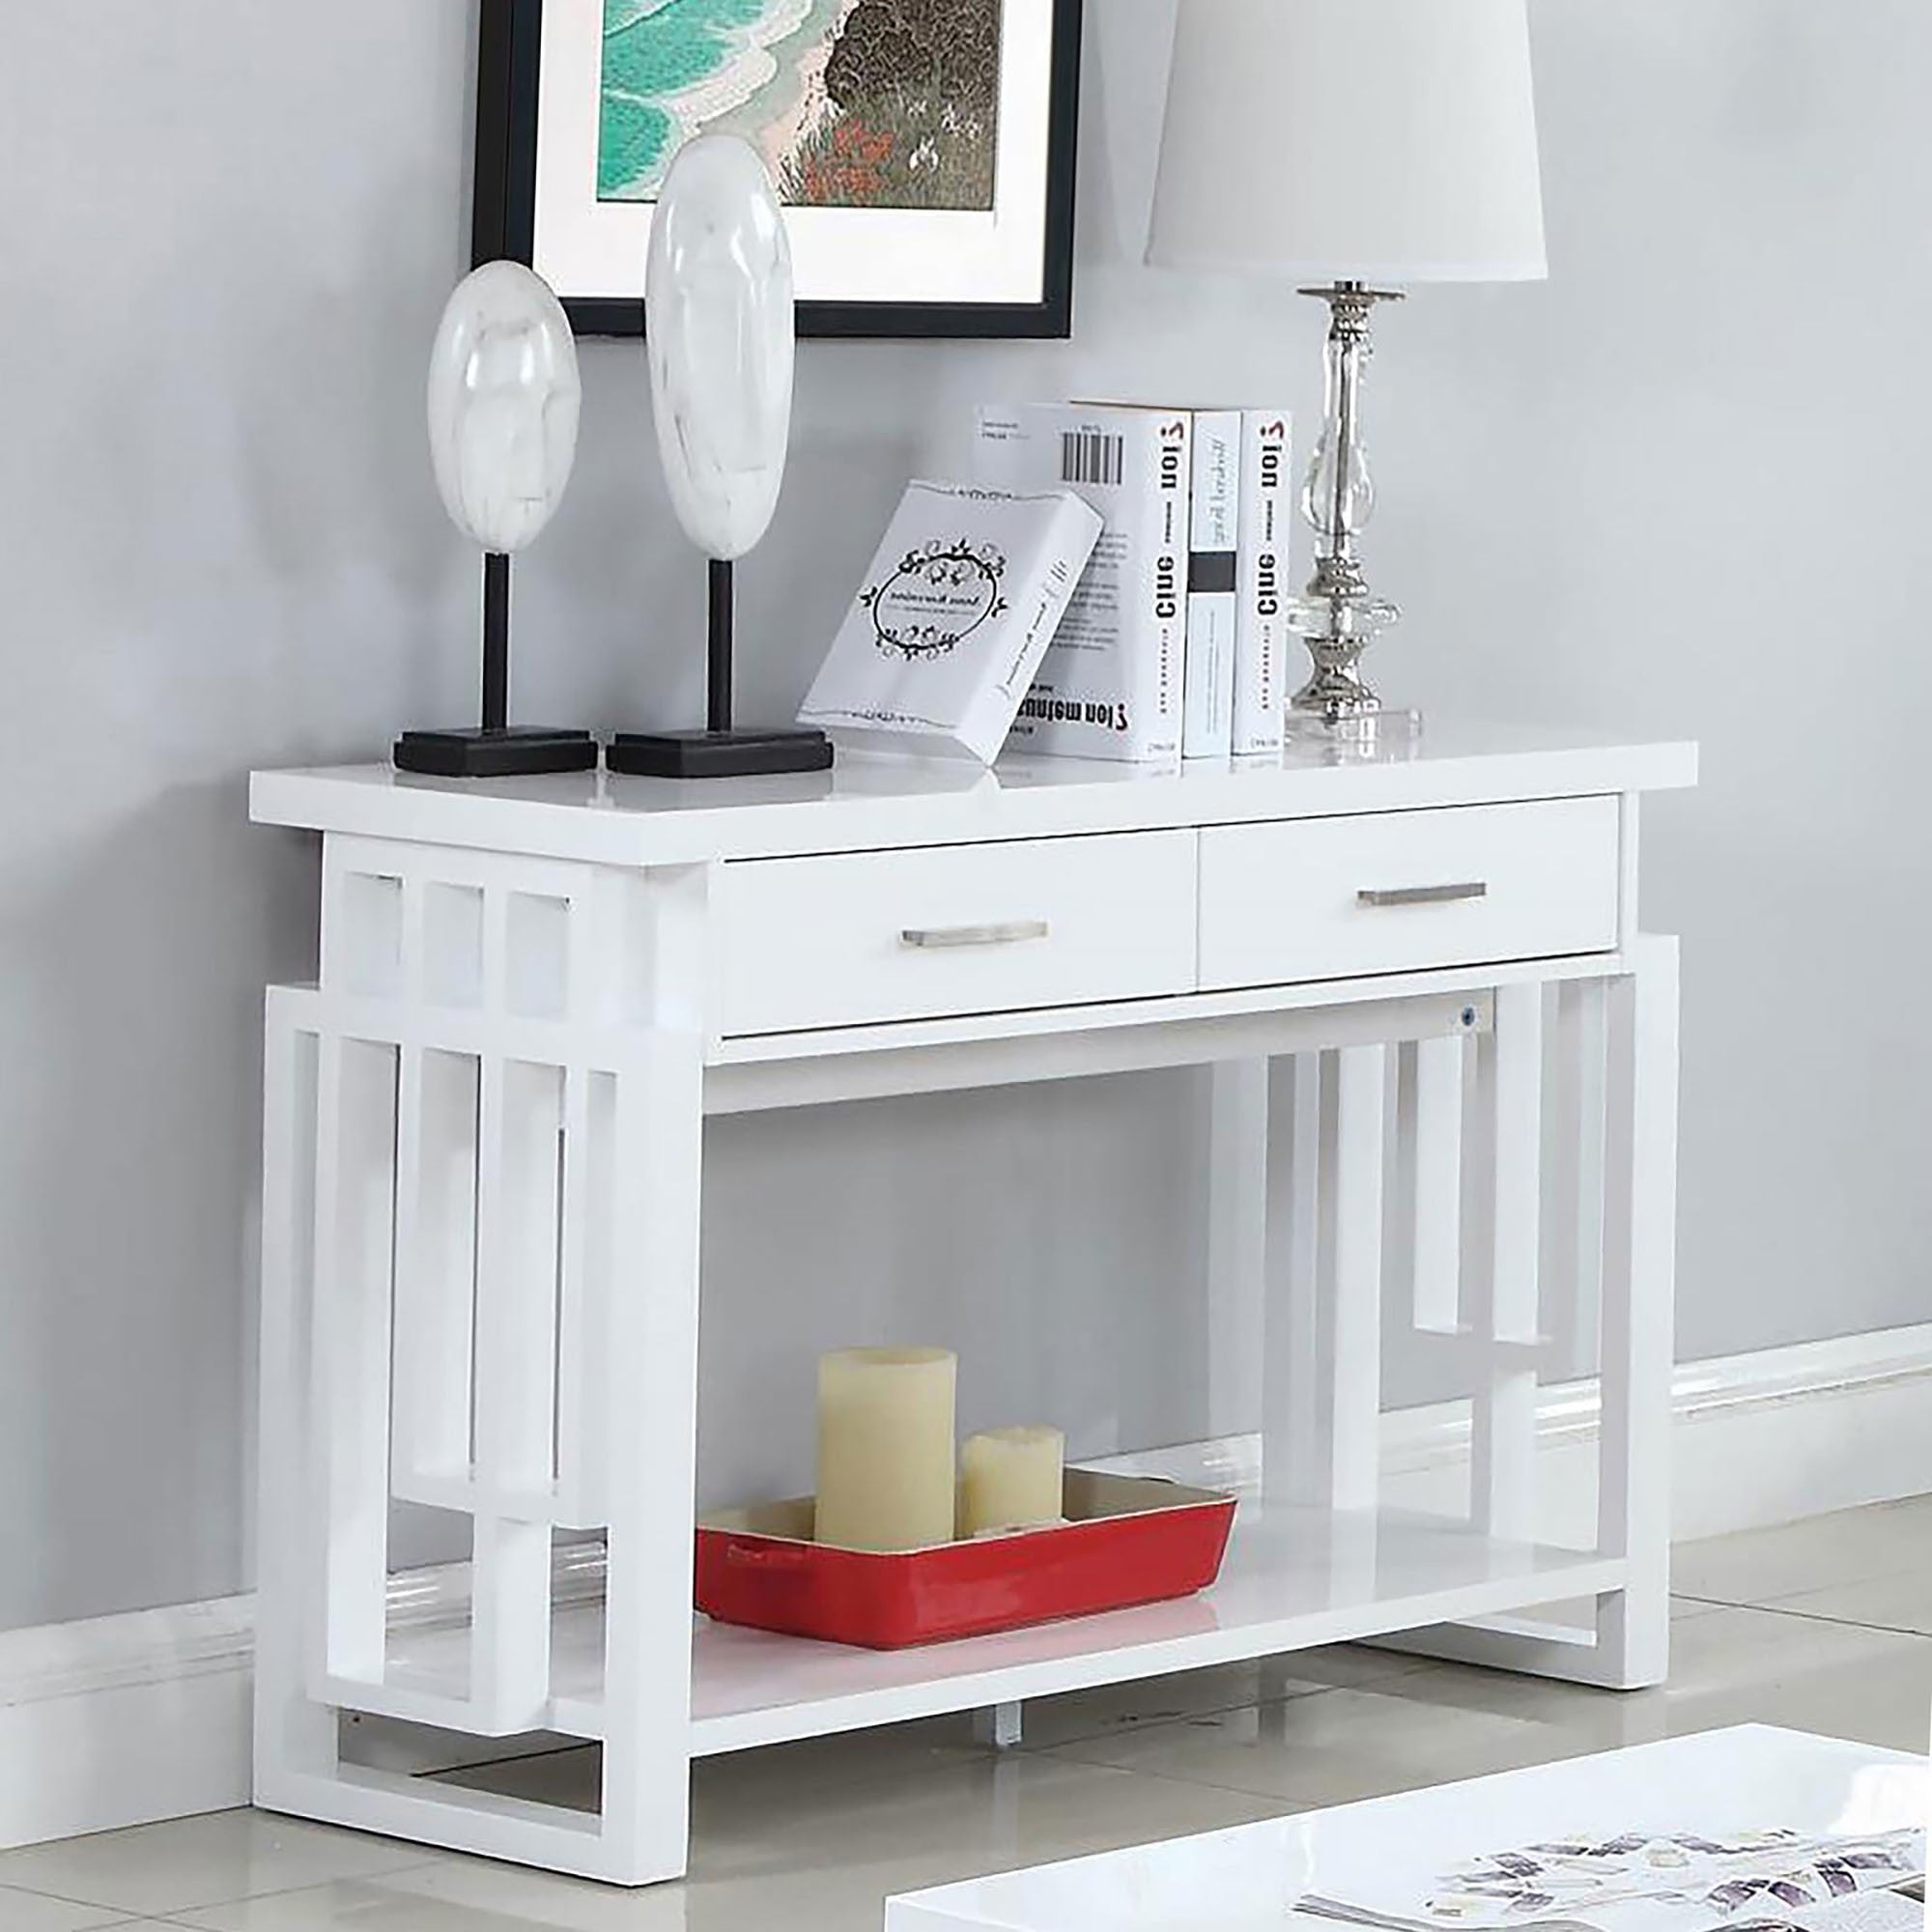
1357, 882, 1490, 909
900, 920, 1051, 951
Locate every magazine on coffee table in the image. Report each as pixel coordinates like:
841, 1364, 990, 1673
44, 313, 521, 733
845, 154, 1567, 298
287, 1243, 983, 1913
1295, 1824, 1925, 1932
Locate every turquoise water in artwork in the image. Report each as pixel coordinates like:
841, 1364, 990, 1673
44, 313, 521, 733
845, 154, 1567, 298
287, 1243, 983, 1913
599, 0, 790, 199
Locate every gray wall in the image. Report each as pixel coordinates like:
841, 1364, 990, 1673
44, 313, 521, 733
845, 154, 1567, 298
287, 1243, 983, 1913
2, 1, 1926, 1632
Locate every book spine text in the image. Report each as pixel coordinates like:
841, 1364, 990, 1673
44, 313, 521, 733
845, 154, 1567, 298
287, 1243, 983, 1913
1236, 411, 1293, 757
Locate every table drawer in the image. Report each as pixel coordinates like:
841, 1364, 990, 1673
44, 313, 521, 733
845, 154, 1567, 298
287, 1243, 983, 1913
1200, 797, 1620, 989
717, 831, 1198, 1036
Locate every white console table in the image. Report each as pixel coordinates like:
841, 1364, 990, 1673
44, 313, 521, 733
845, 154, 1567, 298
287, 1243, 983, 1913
248, 725, 1695, 1886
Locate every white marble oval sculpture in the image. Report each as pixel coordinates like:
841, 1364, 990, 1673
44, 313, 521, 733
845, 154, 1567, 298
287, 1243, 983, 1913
428, 261, 582, 555
647, 135, 796, 562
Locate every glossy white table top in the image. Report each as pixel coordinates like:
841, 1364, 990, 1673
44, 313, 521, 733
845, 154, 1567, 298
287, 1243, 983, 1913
252, 722, 1698, 867
889, 1727, 1924, 1932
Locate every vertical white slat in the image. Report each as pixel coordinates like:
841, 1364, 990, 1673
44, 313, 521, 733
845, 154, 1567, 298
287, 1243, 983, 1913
470, 1514, 552, 1730
389, 1042, 426, 1479
1544, 980, 1609, 1379
1572, 979, 1610, 1373
469, 1053, 562, 1729
1384, 1044, 1417, 1331
310, 1035, 397, 1686
1206, 1059, 1269, 1435
1596, 937, 1680, 1688
601, 1037, 702, 1871
318, 847, 353, 993
500, 1059, 564, 1492
1411, 1033, 1465, 1335
554, 1063, 598, 1519
392, 1050, 480, 1483
554, 885, 599, 1521
1616, 795, 1643, 952
1472, 1362, 1539, 1542
1264, 1054, 1323, 1507
601, 866, 709, 1886
1492, 982, 1545, 1346
1463, 1024, 1533, 1543
255, 1006, 336, 1797
302, 1033, 344, 1693
1473, 985, 1545, 1542
1309, 1053, 1343, 1495
1328, 1043, 1386, 1511
1460, 1026, 1496, 1306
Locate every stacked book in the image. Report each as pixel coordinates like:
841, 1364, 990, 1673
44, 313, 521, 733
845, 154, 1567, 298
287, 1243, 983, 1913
975, 404, 1295, 763
799, 481, 1105, 764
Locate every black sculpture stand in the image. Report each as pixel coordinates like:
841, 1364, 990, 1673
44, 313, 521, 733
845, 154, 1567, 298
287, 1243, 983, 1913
394, 554, 598, 779
608, 560, 834, 781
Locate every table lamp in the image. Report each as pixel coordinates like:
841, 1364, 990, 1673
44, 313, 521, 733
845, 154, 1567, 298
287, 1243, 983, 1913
1148, 0, 1548, 742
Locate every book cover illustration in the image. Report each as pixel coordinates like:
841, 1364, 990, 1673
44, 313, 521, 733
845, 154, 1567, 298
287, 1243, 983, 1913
863, 536, 1010, 663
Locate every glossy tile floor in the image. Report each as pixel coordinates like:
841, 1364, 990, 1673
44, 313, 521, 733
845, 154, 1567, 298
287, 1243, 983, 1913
3, 1498, 1928, 1930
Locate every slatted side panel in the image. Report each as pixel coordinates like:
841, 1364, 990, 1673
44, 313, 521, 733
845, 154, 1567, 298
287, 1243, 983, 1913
293, 844, 672, 1740
1264, 981, 1619, 1556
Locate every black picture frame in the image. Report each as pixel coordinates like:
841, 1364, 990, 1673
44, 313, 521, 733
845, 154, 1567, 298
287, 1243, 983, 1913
472, 0, 1084, 342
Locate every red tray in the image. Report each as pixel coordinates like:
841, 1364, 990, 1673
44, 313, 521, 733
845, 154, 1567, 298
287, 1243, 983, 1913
696, 1469, 1236, 1650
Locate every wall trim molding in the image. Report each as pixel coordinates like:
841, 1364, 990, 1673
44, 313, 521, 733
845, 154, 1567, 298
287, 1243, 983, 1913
1103, 1321, 1932, 1549
0, 1595, 255, 1854
4, 1323, 1929, 1851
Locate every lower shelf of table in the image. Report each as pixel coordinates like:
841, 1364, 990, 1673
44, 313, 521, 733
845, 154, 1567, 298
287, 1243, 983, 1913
328, 1504, 1627, 1754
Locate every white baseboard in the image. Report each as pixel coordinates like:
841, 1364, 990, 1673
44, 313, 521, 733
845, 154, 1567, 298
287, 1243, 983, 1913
4, 1324, 1930, 1853
0, 1596, 254, 1853
1101, 1322, 1932, 1548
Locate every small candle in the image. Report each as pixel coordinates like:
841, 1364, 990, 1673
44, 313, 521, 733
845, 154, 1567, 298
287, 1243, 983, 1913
959, 1426, 1065, 1538
815, 1348, 957, 1551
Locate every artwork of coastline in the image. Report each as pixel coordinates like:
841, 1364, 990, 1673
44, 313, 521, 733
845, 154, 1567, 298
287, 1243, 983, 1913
598, 0, 1004, 212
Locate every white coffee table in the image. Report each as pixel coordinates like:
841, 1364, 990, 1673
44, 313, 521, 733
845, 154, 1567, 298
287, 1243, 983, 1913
888, 1728, 1927, 1932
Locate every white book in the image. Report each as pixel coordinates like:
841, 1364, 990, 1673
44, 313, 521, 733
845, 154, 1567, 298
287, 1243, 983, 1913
1182, 410, 1241, 760
799, 480, 1102, 766
975, 404, 1192, 763
1236, 410, 1293, 757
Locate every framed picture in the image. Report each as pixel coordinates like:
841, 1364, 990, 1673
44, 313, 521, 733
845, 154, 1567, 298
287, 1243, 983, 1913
474, 0, 1085, 341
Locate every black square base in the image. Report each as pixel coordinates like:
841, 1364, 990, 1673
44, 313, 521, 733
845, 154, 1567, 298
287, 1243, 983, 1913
394, 727, 600, 780
607, 728, 835, 781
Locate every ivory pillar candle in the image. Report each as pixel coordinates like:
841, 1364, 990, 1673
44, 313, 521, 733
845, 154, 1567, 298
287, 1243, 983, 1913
959, 1426, 1066, 1538
814, 1348, 957, 1551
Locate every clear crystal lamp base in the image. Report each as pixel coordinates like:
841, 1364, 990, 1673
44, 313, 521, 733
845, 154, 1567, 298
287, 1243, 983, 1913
1287, 282, 1419, 747
1283, 698, 1422, 751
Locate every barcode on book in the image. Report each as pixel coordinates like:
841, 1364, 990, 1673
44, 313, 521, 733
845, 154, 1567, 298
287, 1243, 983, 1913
1061, 431, 1125, 489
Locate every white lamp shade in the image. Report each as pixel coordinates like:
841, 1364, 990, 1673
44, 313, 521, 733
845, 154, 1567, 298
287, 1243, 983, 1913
1149, 0, 1548, 285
